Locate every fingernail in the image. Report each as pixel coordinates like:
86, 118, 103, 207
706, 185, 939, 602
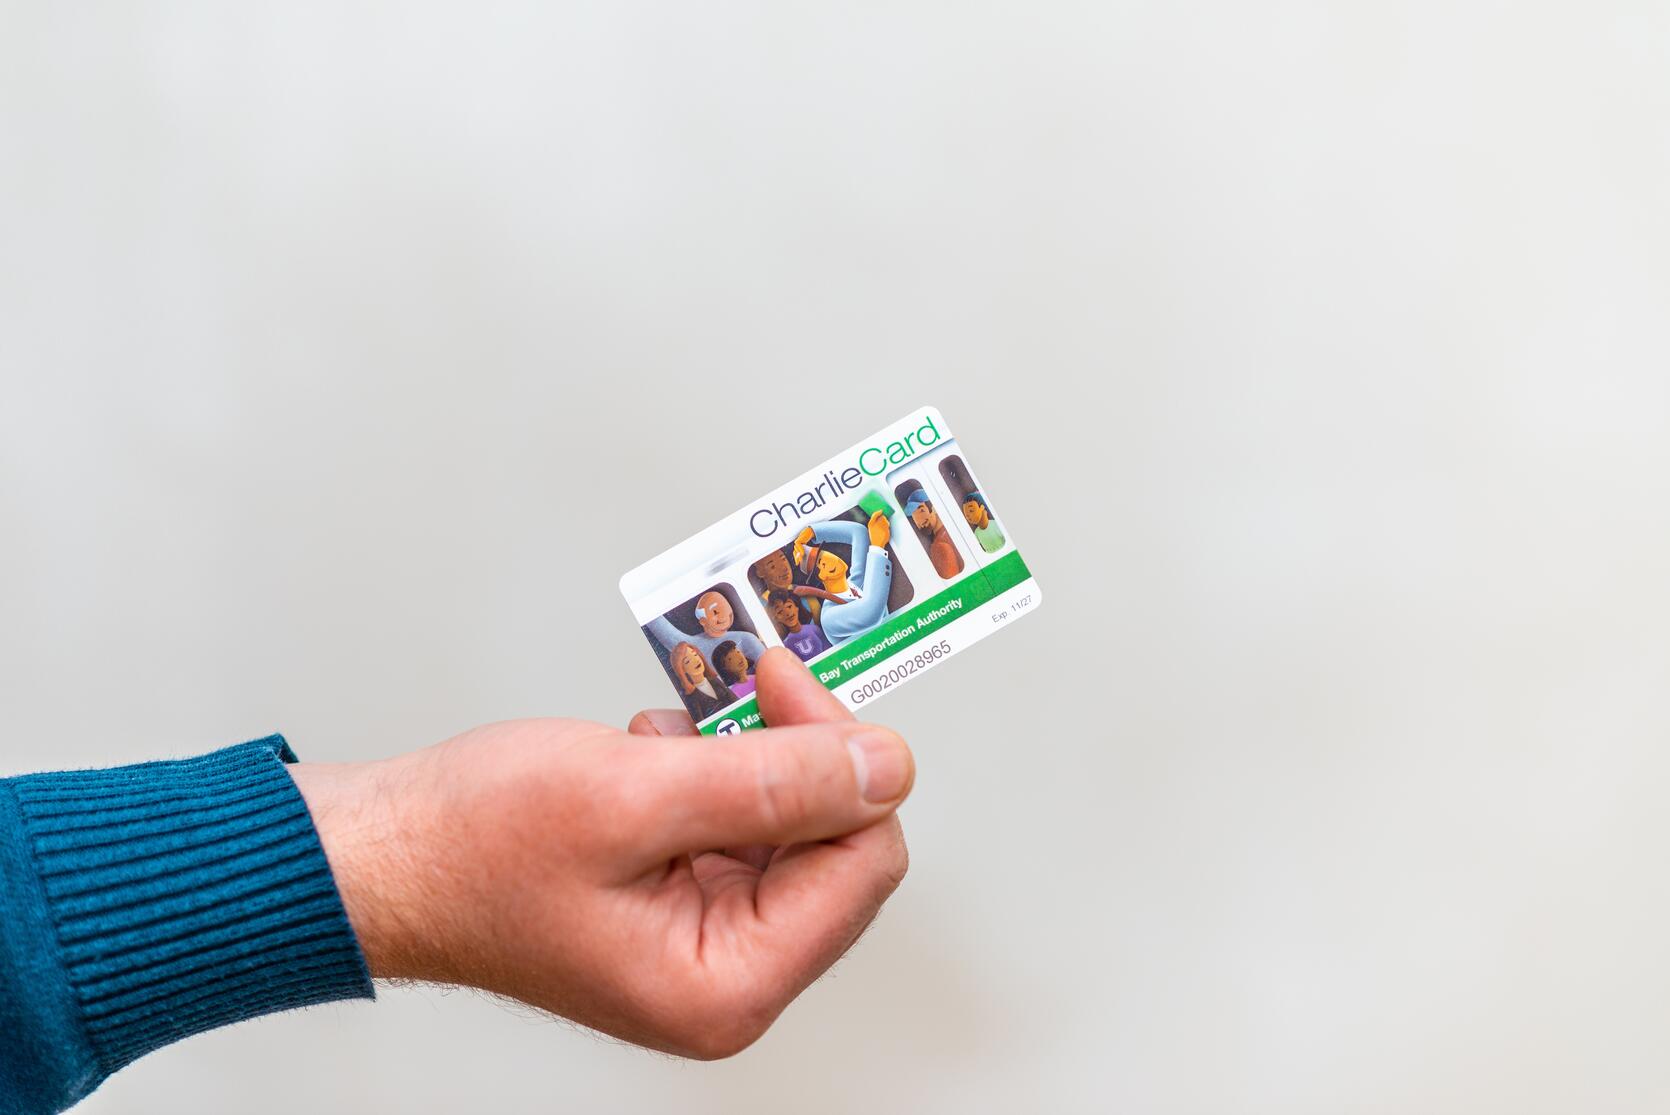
848, 731, 912, 803
640, 710, 697, 737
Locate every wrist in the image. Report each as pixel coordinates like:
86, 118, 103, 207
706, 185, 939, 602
289, 751, 451, 983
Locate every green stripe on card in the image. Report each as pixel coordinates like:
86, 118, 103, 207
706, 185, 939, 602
698, 549, 1033, 735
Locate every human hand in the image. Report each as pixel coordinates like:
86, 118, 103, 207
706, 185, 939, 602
289, 649, 912, 1058
792, 526, 816, 568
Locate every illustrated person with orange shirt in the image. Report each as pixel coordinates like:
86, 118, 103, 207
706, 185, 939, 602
903, 489, 963, 579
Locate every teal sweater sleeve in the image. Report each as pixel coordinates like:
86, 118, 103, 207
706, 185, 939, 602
0, 736, 374, 1114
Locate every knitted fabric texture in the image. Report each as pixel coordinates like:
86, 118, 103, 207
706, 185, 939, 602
0, 736, 373, 1114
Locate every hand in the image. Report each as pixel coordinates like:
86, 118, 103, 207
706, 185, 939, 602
867, 509, 891, 549
288, 649, 913, 1059
792, 526, 815, 568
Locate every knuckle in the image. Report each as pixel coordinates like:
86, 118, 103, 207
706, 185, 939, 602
569, 747, 651, 851
872, 829, 911, 903
751, 745, 813, 833
677, 1016, 767, 1061
661, 979, 777, 1061
883, 841, 911, 892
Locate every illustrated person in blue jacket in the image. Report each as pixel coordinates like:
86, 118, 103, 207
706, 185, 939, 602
790, 510, 894, 645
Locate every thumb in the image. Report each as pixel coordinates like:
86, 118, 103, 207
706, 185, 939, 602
626, 720, 914, 857
755, 647, 851, 728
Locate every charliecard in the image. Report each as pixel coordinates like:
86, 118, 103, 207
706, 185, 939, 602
620, 407, 1041, 734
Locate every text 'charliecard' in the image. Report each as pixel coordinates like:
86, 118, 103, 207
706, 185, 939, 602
619, 407, 1042, 734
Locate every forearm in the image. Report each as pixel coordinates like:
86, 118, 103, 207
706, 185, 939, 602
0, 738, 373, 1114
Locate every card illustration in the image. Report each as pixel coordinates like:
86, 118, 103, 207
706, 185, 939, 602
711, 639, 756, 698
748, 503, 916, 657
894, 479, 965, 580
791, 510, 896, 644
642, 583, 764, 721
767, 589, 828, 661
938, 455, 1007, 555
621, 407, 1041, 732
668, 639, 737, 721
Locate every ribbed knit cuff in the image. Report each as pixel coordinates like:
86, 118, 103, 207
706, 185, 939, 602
7, 735, 374, 1088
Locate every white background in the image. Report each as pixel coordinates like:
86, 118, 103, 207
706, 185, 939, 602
3, 3, 1669, 1112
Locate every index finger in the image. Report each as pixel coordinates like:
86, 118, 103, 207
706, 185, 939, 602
627, 709, 698, 737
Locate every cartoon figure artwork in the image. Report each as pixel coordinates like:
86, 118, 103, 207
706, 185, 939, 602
644, 587, 766, 664
641, 583, 768, 719
900, 484, 964, 579
668, 641, 736, 721
621, 407, 1041, 730
790, 510, 894, 645
768, 589, 830, 662
711, 639, 756, 698
961, 491, 1005, 553
752, 549, 821, 625
936, 454, 1007, 557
